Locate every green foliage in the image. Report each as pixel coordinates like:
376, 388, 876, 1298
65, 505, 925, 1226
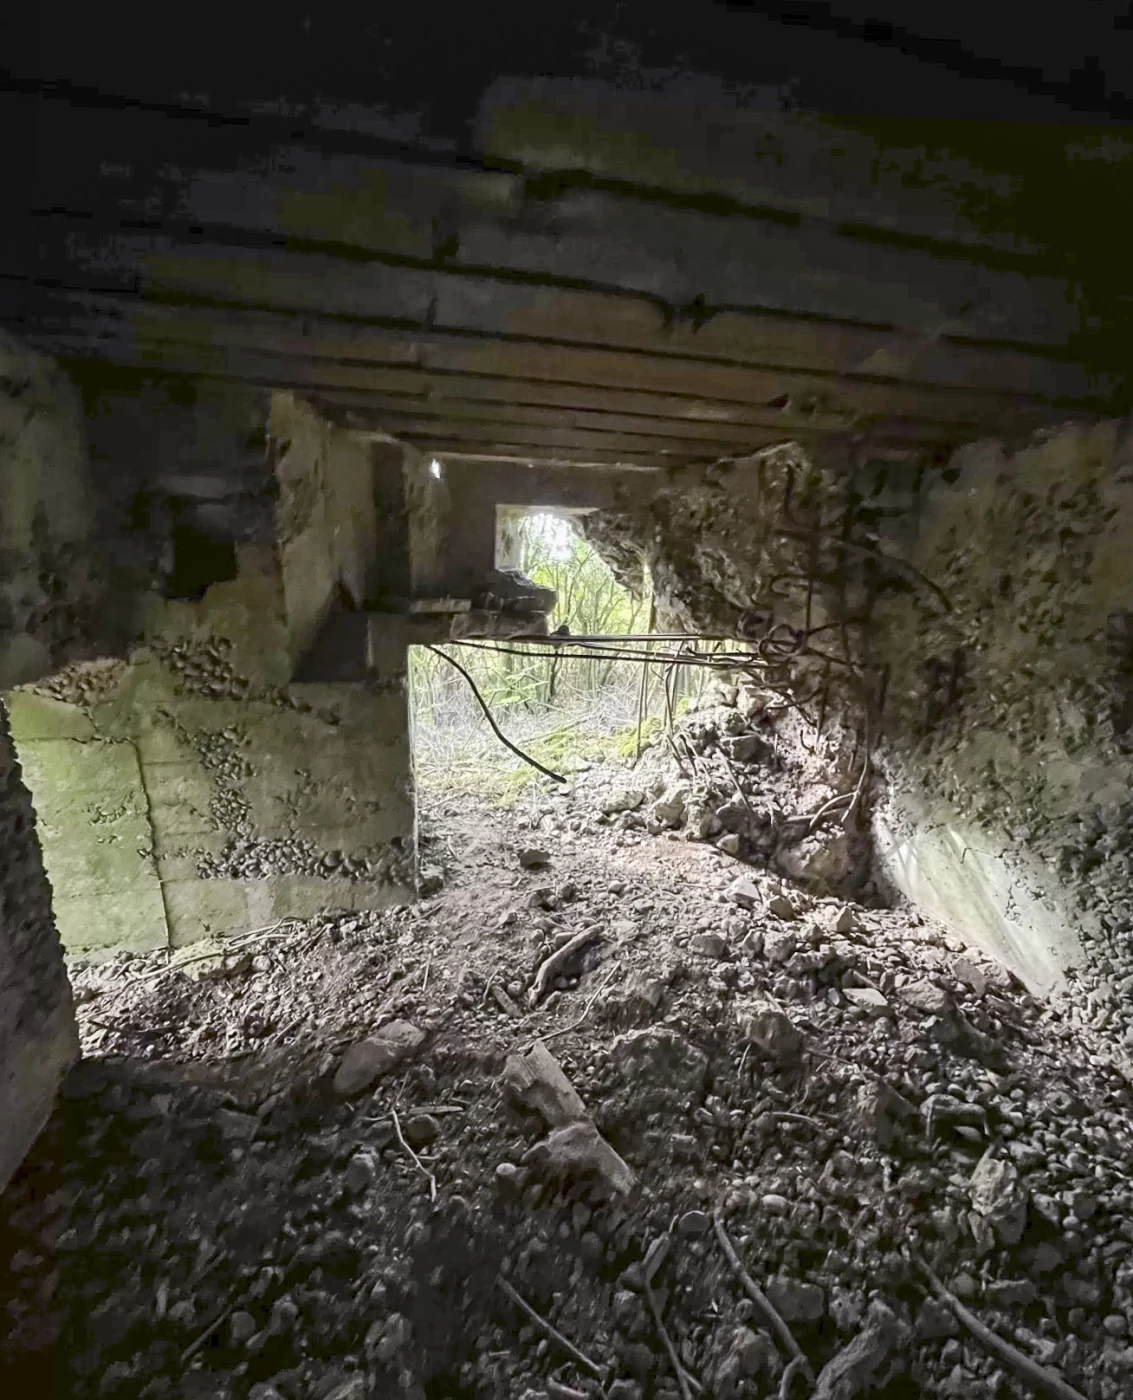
410, 511, 706, 803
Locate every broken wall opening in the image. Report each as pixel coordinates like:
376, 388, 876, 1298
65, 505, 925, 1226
410, 507, 673, 803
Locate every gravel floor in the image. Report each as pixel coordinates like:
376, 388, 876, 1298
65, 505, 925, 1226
3, 697, 1133, 1400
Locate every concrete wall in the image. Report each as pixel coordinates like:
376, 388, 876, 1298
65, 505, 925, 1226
271, 393, 382, 665
0, 339, 419, 1190
0, 336, 85, 1191
8, 572, 414, 956
581, 424, 1133, 1026
412, 458, 658, 599
5, 390, 417, 956
0, 332, 101, 690
0, 703, 78, 1191
866, 421, 1133, 1016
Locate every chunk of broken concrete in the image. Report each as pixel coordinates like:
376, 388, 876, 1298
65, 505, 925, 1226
728, 877, 762, 910
833, 905, 857, 934
602, 788, 645, 815
765, 1276, 826, 1323
764, 928, 798, 964
899, 980, 954, 1015
501, 1039, 588, 1126
813, 1303, 901, 1399
853, 1080, 916, 1150
333, 1020, 425, 1097
968, 1155, 1028, 1245
650, 787, 688, 827
843, 987, 892, 1014
739, 1005, 803, 1064
931, 1009, 1009, 1071
952, 957, 988, 997
523, 1119, 636, 1196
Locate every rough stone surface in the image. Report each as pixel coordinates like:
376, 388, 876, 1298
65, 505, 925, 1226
968, 1155, 1029, 1245
5, 777, 1133, 1400
333, 1021, 425, 1097
739, 1006, 803, 1063
812, 1305, 901, 1398
582, 423, 1133, 1032
3, 387, 418, 956
0, 703, 79, 1192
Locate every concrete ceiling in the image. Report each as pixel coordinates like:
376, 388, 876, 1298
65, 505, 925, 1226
3, 5, 1131, 470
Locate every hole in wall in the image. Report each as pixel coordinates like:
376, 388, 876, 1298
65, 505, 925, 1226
165, 522, 239, 601
409, 508, 670, 805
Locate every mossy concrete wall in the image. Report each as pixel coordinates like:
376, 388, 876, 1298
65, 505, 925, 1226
0, 339, 419, 1188
0, 335, 86, 1192
0, 703, 79, 1191
7, 393, 417, 957
3, 375, 417, 959
583, 422, 1133, 1029
866, 421, 1133, 1018
8, 583, 414, 956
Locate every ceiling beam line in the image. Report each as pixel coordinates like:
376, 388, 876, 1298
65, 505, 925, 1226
1, 278, 1112, 419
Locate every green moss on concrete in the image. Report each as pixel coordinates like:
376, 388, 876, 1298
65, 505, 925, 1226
14, 736, 166, 955
5, 397, 418, 958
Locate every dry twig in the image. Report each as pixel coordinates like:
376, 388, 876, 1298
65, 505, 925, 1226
917, 1257, 1091, 1400
772, 1112, 831, 1130
778, 1355, 807, 1399
181, 1301, 237, 1363
390, 1107, 437, 1202
496, 1276, 604, 1380
712, 1212, 813, 1382
642, 1235, 702, 1399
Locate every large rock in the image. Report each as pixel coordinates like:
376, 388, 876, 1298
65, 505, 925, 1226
852, 1081, 916, 1149
501, 1040, 588, 1126
843, 987, 892, 1015
899, 980, 954, 1015
333, 1021, 425, 1097
602, 788, 645, 815
739, 1005, 803, 1064
728, 876, 763, 910
813, 1304, 901, 1398
524, 1120, 636, 1196
931, 1010, 1009, 1071
713, 1324, 776, 1398
650, 787, 689, 827
765, 1277, 826, 1323
968, 1155, 1028, 1244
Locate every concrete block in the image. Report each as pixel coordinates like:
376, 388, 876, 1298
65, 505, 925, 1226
53, 888, 167, 956
134, 723, 191, 765
3, 691, 96, 742
14, 739, 163, 934
143, 760, 216, 816
162, 878, 255, 946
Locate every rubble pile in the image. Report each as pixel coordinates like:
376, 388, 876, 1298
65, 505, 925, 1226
3, 735, 1133, 1400
530, 679, 873, 903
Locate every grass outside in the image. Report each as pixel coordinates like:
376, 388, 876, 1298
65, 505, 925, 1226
410, 512, 697, 805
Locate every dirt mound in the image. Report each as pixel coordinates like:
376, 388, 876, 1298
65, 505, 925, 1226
3, 785, 1133, 1400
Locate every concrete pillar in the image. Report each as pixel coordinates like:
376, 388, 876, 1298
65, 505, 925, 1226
0, 698, 78, 1193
